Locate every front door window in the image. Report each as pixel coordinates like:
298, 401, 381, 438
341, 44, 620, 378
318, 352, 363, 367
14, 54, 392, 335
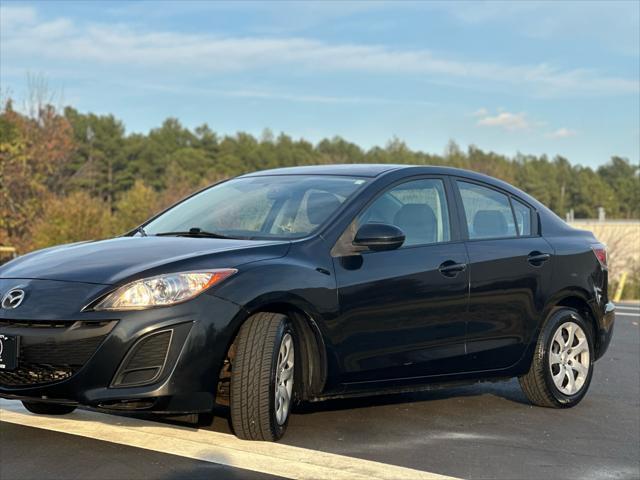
358, 178, 451, 247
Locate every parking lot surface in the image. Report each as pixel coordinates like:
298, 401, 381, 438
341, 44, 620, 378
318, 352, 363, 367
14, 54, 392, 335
1, 303, 639, 480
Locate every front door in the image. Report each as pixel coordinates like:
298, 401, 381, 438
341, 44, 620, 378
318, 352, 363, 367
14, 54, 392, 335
332, 178, 470, 383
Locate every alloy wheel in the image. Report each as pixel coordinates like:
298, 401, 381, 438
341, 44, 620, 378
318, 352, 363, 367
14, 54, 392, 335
274, 332, 294, 425
549, 321, 590, 395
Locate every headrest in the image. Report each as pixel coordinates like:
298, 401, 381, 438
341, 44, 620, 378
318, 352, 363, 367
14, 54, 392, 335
473, 210, 508, 237
393, 204, 437, 244
307, 192, 342, 225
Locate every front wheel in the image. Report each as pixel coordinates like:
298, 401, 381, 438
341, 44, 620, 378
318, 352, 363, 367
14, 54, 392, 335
230, 312, 296, 441
22, 401, 77, 415
519, 308, 594, 408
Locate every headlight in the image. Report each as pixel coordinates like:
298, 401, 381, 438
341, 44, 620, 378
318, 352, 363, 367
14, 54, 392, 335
92, 269, 237, 311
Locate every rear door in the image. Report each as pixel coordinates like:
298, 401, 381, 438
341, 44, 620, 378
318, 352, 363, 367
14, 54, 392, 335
454, 180, 553, 370
332, 177, 470, 383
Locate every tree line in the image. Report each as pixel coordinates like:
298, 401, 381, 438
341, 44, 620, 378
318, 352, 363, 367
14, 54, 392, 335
1, 98, 638, 254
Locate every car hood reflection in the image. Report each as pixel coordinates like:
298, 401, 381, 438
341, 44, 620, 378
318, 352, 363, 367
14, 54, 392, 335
0, 236, 289, 285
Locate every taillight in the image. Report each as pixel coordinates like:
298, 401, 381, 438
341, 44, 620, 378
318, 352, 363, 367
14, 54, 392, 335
591, 244, 607, 269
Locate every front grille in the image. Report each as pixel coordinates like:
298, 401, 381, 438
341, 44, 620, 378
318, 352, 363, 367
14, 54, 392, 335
0, 320, 111, 329
0, 320, 115, 388
0, 364, 74, 386
0, 320, 68, 329
21, 336, 107, 365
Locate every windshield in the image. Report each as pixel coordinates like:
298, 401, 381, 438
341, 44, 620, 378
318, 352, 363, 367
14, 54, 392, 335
144, 175, 368, 240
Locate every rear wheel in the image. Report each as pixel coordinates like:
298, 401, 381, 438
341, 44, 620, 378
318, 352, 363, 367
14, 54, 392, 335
22, 401, 77, 415
519, 308, 594, 408
230, 312, 295, 441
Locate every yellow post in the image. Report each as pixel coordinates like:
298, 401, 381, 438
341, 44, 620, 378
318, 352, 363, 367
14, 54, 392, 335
0, 246, 17, 260
613, 271, 628, 303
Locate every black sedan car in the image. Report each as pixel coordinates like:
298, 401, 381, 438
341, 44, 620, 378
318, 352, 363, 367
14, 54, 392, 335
0, 165, 615, 441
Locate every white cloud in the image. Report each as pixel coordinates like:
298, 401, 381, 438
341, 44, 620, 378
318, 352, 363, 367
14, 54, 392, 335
127, 81, 434, 106
477, 111, 531, 131
1, 5, 637, 97
546, 128, 577, 139
0, 5, 36, 29
475, 110, 577, 138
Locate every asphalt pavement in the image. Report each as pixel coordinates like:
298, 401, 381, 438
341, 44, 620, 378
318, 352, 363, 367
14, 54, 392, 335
0, 422, 282, 480
1, 303, 638, 480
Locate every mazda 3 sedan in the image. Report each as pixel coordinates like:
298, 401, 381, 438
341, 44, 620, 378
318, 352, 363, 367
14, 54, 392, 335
0, 165, 615, 441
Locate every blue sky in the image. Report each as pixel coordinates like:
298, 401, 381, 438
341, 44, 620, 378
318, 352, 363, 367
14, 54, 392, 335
1, 0, 638, 168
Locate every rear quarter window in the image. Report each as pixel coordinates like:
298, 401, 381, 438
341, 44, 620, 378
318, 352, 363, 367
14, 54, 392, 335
512, 198, 533, 236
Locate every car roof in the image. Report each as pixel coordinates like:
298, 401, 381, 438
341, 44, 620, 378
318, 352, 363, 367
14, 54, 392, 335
239, 163, 551, 208
240, 164, 407, 178
240, 164, 506, 184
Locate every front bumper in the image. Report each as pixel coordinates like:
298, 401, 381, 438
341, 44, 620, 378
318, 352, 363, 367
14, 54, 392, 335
0, 283, 242, 414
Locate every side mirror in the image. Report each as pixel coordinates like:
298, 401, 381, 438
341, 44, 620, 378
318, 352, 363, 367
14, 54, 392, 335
353, 223, 405, 252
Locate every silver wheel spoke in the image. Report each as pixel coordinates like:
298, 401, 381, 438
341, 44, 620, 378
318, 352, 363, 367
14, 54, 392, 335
565, 323, 576, 348
570, 339, 588, 358
553, 365, 566, 389
278, 346, 288, 370
286, 341, 295, 364
572, 362, 588, 377
565, 368, 575, 392
278, 384, 289, 403
280, 366, 293, 382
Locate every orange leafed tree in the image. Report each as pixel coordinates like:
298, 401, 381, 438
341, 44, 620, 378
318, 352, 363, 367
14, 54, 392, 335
1, 99, 75, 250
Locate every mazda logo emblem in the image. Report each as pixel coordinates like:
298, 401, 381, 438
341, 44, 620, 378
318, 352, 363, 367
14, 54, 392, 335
1, 289, 26, 309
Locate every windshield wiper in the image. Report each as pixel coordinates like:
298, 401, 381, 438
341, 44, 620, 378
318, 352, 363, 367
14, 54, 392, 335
155, 227, 234, 239
135, 226, 147, 237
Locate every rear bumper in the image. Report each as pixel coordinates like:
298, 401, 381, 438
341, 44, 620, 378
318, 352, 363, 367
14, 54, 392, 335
594, 301, 615, 361
0, 292, 242, 414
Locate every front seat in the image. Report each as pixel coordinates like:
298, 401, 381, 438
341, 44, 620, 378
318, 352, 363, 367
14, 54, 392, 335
393, 204, 437, 245
306, 192, 342, 226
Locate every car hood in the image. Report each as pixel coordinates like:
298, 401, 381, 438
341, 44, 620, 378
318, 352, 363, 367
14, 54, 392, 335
0, 236, 290, 285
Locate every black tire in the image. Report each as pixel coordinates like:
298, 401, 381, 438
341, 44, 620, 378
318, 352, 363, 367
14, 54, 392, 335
519, 307, 595, 408
22, 401, 77, 415
230, 312, 295, 441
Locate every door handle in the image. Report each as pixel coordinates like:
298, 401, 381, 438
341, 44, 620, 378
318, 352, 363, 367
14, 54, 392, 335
438, 260, 467, 277
528, 251, 551, 266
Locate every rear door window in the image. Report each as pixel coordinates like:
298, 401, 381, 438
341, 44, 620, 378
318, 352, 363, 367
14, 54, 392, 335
457, 181, 517, 240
